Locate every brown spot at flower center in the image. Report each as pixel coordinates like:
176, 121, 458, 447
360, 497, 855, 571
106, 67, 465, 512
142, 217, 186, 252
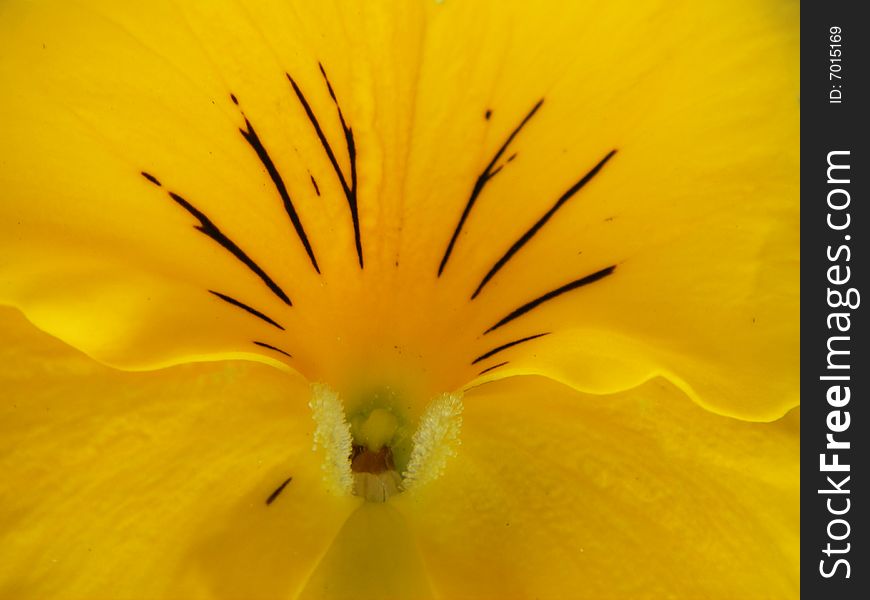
351, 445, 395, 474
351, 446, 402, 502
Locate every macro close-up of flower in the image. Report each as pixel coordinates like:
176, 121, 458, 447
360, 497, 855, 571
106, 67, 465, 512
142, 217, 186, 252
0, 1, 799, 599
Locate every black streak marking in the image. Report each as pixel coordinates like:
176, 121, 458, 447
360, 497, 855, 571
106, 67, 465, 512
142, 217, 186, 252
230, 94, 239, 105
310, 174, 321, 196
265, 476, 293, 505
478, 361, 509, 376
236, 104, 321, 273
318, 63, 360, 265
287, 66, 362, 267
484, 265, 616, 334
485, 109, 492, 120
438, 99, 544, 276
209, 290, 285, 330
471, 150, 617, 299
166, 191, 292, 305
472, 333, 550, 365
141, 171, 162, 186
253, 341, 293, 358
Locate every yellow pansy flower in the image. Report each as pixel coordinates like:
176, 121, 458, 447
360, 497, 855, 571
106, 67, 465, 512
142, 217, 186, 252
0, 1, 798, 599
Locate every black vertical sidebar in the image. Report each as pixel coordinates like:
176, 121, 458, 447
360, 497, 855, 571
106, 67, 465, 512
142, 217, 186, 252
802, 1, 867, 597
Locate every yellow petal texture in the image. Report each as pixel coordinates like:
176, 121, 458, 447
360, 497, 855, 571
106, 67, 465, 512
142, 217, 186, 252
398, 376, 800, 600
1, 308, 798, 598
298, 503, 435, 600
0, 0, 798, 420
0, 307, 360, 599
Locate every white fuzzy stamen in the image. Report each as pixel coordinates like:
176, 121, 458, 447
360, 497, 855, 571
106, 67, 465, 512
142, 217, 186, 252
309, 383, 354, 495
402, 392, 464, 490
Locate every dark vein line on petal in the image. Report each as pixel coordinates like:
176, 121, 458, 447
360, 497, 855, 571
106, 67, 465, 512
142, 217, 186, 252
253, 341, 293, 357
484, 266, 616, 335
309, 173, 321, 196
471, 149, 617, 299
235, 98, 320, 273
318, 63, 361, 266
471, 333, 550, 365
477, 361, 509, 376
141, 171, 162, 186
209, 290, 285, 330
160, 187, 292, 306
288, 66, 362, 267
438, 99, 544, 277
265, 476, 293, 505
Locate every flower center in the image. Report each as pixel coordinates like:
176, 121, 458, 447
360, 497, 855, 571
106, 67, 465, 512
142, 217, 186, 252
309, 384, 463, 503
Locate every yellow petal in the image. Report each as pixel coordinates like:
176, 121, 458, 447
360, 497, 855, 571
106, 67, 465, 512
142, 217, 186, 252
0, 306, 797, 598
0, 307, 359, 599
398, 376, 799, 599
298, 503, 434, 600
0, 0, 798, 419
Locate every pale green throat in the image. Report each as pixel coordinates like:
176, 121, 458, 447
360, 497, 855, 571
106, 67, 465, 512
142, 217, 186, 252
310, 384, 463, 502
